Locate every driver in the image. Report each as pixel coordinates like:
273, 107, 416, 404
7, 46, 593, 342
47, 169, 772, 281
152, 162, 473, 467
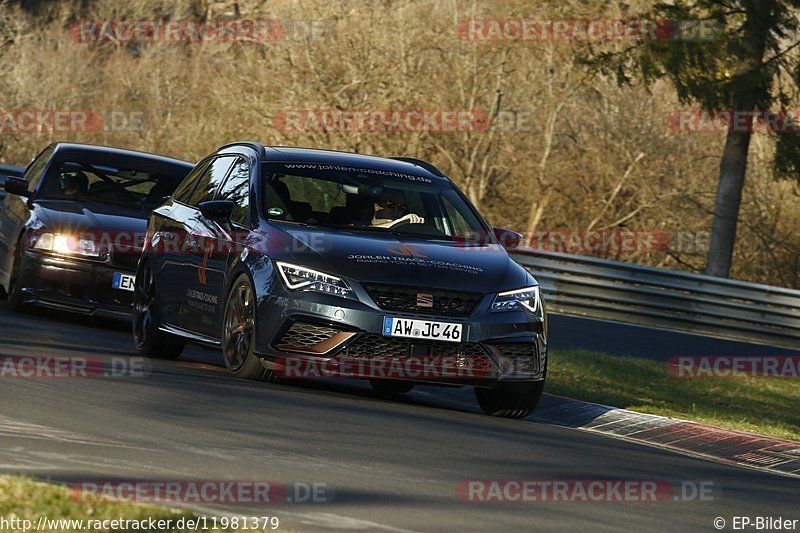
59, 170, 89, 197
371, 189, 425, 227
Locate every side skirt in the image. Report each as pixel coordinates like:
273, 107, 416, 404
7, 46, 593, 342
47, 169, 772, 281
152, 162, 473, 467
159, 324, 221, 347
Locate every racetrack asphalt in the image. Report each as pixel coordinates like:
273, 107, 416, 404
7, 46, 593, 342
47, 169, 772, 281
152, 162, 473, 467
0, 303, 797, 532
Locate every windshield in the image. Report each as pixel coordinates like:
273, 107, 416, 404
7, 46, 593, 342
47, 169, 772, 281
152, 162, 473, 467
261, 162, 487, 240
40, 151, 190, 210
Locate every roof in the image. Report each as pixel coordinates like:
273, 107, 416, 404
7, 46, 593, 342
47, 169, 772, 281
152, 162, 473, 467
51, 142, 193, 168
218, 142, 447, 180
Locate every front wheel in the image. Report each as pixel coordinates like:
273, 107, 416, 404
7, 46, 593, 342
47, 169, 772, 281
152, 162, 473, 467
475, 380, 545, 419
133, 260, 184, 359
222, 274, 275, 381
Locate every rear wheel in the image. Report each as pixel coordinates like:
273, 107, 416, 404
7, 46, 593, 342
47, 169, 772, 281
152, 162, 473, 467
370, 379, 415, 394
222, 274, 275, 381
133, 260, 184, 359
7, 236, 29, 312
475, 380, 545, 419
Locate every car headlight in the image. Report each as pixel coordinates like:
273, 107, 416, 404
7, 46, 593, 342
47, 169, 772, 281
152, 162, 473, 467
490, 286, 542, 315
33, 233, 102, 258
276, 261, 356, 300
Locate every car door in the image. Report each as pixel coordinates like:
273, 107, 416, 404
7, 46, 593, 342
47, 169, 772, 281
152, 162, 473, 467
0, 146, 53, 285
177, 155, 237, 334
151, 158, 211, 326
186, 157, 252, 340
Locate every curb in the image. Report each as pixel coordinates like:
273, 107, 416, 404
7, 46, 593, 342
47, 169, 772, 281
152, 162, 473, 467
532, 394, 800, 478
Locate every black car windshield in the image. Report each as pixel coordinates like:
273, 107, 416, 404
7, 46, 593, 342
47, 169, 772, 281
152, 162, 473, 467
261, 162, 487, 240
40, 151, 190, 210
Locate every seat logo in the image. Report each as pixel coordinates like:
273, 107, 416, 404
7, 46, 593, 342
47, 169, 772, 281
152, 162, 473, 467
416, 293, 434, 308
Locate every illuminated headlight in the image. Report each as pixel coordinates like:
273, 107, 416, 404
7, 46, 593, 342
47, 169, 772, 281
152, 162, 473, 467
33, 233, 101, 258
490, 286, 542, 315
276, 262, 355, 300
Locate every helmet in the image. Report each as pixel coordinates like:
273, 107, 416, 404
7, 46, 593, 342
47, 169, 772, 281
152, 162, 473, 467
59, 170, 89, 196
375, 189, 408, 218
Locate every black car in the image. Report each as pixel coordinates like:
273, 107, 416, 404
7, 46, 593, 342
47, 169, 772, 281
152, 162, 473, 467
0, 143, 193, 317
134, 142, 547, 418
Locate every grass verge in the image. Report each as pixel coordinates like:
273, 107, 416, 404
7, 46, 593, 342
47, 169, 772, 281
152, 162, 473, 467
0, 477, 281, 532
547, 349, 800, 441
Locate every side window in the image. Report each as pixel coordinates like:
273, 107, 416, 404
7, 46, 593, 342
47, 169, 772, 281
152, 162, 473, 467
22, 146, 54, 192
442, 196, 472, 236
186, 156, 235, 207
217, 158, 250, 225
173, 159, 211, 204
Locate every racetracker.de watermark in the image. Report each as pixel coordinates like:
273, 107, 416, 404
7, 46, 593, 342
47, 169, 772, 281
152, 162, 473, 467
70, 480, 331, 504
274, 355, 496, 380
69, 19, 331, 44
63, 230, 327, 256
667, 109, 800, 134
0, 110, 145, 134
667, 356, 800, 378
273, 109, 490, 133
36, 229, 709, 258
522, 229, 669, 254
456, 18, 723, 42
0, 356, 149, 379
457, 479, 719, 503
447, 229, 707, 255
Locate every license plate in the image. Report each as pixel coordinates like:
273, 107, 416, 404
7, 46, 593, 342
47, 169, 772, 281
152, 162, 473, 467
382, 317, 463, 343
112, 272, 135, 292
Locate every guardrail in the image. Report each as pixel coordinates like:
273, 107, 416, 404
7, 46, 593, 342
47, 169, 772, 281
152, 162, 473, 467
511, 248, 800, 350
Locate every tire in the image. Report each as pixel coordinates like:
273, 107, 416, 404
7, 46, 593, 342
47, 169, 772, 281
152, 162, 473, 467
7, 236, 29, 312
370, 379, 414, 394
475, 380, 545, 419
222, 273, 275, 381
133, 260, 184, 359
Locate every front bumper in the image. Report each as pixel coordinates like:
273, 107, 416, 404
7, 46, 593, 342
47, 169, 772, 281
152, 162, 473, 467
254, 285, 547, 387
17, 250, 135, 318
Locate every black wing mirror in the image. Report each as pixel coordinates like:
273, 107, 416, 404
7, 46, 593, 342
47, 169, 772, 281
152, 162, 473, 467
493, 227, 523, 250
199, 200, 234, 221
4, 177, 30, 198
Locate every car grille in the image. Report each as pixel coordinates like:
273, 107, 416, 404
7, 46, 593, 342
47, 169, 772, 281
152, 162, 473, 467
109, 250, 141, 272
274, 321, 354, 354
338, 334, 496, 377
488, 342, 539, 373
278, 322, 341, 348
362, 283, 483, 317
342, 334, 485, 357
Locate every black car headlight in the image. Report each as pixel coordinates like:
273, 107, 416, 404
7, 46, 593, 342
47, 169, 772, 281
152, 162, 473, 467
276, 261, 356, 300
32, 232, 102, 258
490, 286, 542, 316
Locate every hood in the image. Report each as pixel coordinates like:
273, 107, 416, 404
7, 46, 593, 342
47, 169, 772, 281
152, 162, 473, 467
34, 199, 150, 234
260, 222, 533, 293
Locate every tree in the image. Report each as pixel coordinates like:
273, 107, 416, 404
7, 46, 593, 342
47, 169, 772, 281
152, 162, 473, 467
592, 0, 800, 277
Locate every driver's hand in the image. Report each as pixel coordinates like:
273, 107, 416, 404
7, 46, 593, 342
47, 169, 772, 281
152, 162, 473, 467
390, 213, 424, 227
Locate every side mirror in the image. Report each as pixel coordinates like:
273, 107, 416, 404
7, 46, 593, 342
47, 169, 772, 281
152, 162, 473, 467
198, 200, 234, 221
4, 177, 30, 198
493, 227, 522, 250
